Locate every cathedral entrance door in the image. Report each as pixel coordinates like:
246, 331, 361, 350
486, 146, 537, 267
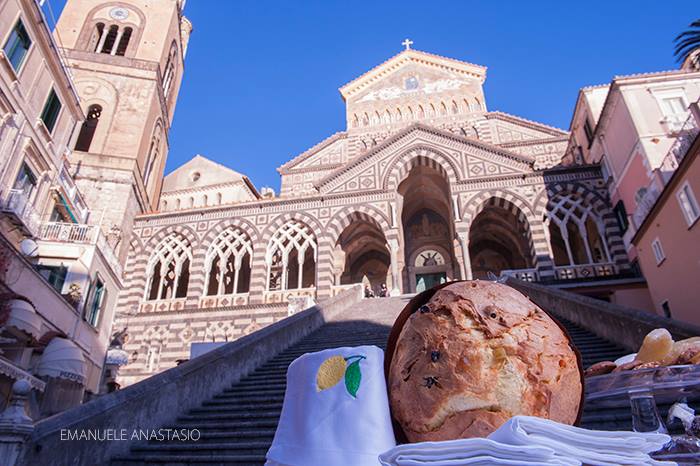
415, 272, 446, 293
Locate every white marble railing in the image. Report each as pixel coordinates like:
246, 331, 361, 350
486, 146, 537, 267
37, 222, 122, 276
40, 222, 96, 243
56, 162, 89, 223
1, 189, 41, 236
633, 105, 700, 229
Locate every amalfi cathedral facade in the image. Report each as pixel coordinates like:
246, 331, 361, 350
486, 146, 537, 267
115, 47, 632, 385
3, 0, 698, 402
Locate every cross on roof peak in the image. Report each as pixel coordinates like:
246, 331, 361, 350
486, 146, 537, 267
402, 38, 413, 51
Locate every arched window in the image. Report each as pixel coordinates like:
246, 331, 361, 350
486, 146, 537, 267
99, 25, 118, 54
362, 113, 369, 126
351, 114, 358, 128
205, 228, 253, 295
440, 101, 448, 116
266, 220, 317, 291
216, 192, 222, 204
451, 100, 459, 114
91, 23, 105, 52
202, 194, 208, 207
145, 234, 192, 300
418, 105, 425, 118
74, 104, 102, 152
546, 194, 611, 266
143, 123, 163, 186
175, 198, 181, 209
162, 43, 178, 98
115, 27, 132, 56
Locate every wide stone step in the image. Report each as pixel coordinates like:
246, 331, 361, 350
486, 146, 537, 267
174, 419, 279, 429
112, 454, 265, 465
202, 397, 284, 407
132, 441, 270, 454
190, 405, 282, 415
178, 411, 280, 422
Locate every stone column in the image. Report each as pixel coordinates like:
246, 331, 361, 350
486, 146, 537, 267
0, 380, 34, 466
388, 238, 401, 296
248, 242, 268, 304
457, 232, 472, 280
315, 236, 335, 301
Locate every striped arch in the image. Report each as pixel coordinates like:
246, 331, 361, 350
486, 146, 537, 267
144, 224, 199, 250
539, 182, 628, 269
201, 217, 260, 247
115, 234, 147, 315
325, 204, 392, 246
462, 190, 553, 277
259, 212, 324, 243
384, 146, 461, 191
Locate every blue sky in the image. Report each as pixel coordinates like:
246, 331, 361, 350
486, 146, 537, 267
46, 1, 696, 191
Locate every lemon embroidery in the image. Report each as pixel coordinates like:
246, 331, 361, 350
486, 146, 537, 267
316, 354, 366, 398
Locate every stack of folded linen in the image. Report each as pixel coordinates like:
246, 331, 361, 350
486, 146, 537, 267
489, 416, 673, 466
379, 437, 577, 465
380, 416, 673, 466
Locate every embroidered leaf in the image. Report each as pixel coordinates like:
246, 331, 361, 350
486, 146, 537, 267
344, 359, 362, 398
316, 356, 346, 391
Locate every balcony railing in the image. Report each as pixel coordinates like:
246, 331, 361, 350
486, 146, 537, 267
56, 162, 89, 223
1, 189, 41, 236
37, 222, 122, 276
633, 105, 700, 229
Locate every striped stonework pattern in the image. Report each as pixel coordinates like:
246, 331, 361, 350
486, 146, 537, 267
116, 138, 631, 387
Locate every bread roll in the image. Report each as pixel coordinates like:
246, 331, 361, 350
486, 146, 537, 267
388, 281, 582, 442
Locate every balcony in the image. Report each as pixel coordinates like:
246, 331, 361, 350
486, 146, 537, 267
1, 189, 41, 236
55, 162, 89, 223
37, 222, 122, 276
660, 113, 689, 135
633, 106, 700, 230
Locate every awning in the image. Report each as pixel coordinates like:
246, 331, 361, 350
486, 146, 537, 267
35, 337, 87, 385
6, 299, 42, 340
105, 348, 128, 366
0, 358, 45, 391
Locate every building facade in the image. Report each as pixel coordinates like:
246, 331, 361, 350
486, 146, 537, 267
632, 102, 700, 324
114, 48, 641, 386
0, 0, 123, 415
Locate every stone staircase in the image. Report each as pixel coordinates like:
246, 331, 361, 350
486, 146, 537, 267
109, 295, 645, 465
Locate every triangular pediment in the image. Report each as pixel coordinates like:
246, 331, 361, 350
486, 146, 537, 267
163, 155, 252, 193
339, 49, 487, 102
316, 124, 535, 195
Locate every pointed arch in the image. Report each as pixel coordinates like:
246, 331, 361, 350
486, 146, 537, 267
204, 227, 253, 295
144, 233, 192, 300
265, 220, 318, 291
384, 146, 461, 191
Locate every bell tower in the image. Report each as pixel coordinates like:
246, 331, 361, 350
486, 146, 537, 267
55, 0, 192, 263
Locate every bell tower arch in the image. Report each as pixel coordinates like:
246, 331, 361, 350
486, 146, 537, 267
55, 0, 192, 263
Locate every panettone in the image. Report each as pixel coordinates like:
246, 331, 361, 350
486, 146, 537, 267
387, 280, 583, 442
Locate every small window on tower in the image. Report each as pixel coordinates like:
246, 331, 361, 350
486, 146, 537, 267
583, 118, 595, 148
74, 104, 102, 152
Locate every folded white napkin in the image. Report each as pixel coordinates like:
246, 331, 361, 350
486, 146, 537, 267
379, 437, 577, 466
265, 345, 396, 466
488, 415, 674, 466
